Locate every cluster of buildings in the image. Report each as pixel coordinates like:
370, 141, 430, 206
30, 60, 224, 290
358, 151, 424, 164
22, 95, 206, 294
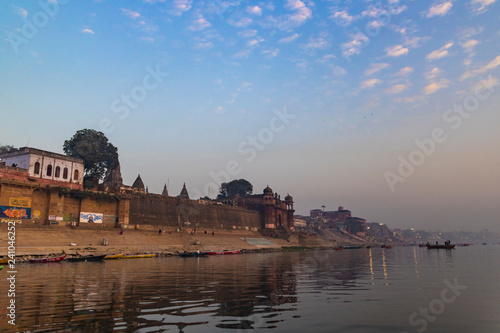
0, 146, 294, 231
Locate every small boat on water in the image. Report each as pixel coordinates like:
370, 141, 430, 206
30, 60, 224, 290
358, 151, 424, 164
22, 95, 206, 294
66, 254, 106, 262
334, 246, 343, 251
343, 246, 362, 250
383, 245, 393, 249
426, 244, 455, 249
206, 250, 241, 255
104, 253, 124, 259
179, 251, 208, 257
121, 254, 156, 259
29, 254, 67, 263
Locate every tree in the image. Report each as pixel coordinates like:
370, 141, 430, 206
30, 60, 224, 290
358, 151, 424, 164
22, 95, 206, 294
63, 129, 119, 184
0, 144, 14, 153
218, 179, 253, 199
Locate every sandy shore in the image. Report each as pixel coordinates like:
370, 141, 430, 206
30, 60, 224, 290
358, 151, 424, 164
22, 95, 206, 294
0, 224, 339, 258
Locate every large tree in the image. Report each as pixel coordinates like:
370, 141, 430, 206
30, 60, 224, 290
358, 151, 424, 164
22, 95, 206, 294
218, 179, 253, 199
63, 129, 119, 184
0, 143, 14, 153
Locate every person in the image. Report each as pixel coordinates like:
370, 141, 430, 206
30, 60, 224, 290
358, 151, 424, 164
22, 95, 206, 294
212, 230, 214, 236
196, 249, 200, 254
158, 228, 162, 235
204, 230, 207, 234
120, 228, 123, 235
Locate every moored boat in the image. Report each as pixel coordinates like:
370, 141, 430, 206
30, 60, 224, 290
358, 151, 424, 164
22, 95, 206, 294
104, 253, 124, 259
29, 254, 66, 263
66, 254, 106, 262
121, 254, 156, 259
343, 246, 362, 250
426, 244, 455, 249
206, 250, 241, 255
179, 251, 208, 257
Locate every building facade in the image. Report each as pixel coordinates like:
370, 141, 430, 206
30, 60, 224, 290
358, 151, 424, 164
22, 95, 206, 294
0, 147, 84, 185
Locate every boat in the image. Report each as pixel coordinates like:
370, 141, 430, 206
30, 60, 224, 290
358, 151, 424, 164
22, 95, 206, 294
0, 258, 9, 264
418, 244, 426, 247
29, 254, 67, 263
334, 246, 343, 251
66, 254, 106, 262
179, 252, 209, 257
104, 253, 124, 259
206, 250, 241, 255
343, 246, 362, 249
456, 243, 471, 247
121, 254, 156, 259
426, 244, 455, 249
384, 245, 393, 249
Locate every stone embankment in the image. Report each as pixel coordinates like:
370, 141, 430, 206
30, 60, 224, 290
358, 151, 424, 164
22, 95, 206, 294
0, 223, 347, 260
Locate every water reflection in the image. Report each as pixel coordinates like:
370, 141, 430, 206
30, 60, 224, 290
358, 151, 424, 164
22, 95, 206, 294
1, 247, 498, 332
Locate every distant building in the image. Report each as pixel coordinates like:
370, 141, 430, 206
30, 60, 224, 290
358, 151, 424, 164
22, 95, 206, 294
0, 147, 84, 185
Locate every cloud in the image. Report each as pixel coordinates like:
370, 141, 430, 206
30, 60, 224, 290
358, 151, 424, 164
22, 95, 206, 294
426, 42, 453, 60
303, 36, 328, 50
362, 4, 388, 18
426, 2, 453, 17
239, 29, 258, 39
386, 45, 409, 57
189, 12, 211, 31
169, 0, 192, 16
278, 33, 300, 43
360, 79, 382, 89
122, 8, 141, 19
262, 49, 279, 58
141, 36, 155, 42
81, 28, 95, 34
285, 0, 312, 27
384, 83, 411, 94
246, 5, 262, 16
461, 39, 479, 53
395, 66, 414, 77
342, 33, 369, 56
364, 63, 389, 76
471, 0, 497, 13
424, 79, 451, 94
471, 75, 498, 91
461, 55, 500, 80
228, 17, 253, 28
330, 10, 354, 27
424, 67, 443, 80
14, 6, 28, 18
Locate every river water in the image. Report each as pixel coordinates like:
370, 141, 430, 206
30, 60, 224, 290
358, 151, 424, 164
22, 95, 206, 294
1, 245, 499, 333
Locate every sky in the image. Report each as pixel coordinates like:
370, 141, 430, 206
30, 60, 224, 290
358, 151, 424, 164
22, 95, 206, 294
1, 0, 499, 232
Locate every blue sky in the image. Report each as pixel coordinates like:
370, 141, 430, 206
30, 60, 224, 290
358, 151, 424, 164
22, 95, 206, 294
1, 0, 500, 232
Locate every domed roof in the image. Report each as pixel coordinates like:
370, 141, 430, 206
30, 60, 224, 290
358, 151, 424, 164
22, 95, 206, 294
285, 193, 293, 202
263, 185, 273, 195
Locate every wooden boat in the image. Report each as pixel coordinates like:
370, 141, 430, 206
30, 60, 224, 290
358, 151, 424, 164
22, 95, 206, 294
66, 254, 106, 262
206, 250, 241, 255
343, 246, 362, 250
426, 244, 455, 249
104, 253, 124, 259
384, 245, 393, 249
121, 254, 156, 259
29, 254, 66, 263
179, 252, 208, 257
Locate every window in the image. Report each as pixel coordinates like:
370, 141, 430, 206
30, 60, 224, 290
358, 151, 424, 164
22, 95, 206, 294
55, 166, 61, 178
34, 162, 40, 174
63, 168, 68, 179
46, 164, 52, 176
74, 169, 79, 181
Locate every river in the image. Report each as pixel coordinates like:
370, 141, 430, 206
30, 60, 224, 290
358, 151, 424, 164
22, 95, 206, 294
1, 245, 499, 332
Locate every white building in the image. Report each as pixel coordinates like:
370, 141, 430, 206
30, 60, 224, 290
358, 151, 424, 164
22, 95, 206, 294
0, 147, 84, 184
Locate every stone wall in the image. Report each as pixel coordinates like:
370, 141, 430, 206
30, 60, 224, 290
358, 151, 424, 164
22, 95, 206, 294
129, 195, 262, 231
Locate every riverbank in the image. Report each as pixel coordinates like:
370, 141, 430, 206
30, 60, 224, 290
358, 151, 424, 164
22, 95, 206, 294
0, 223, 346, 259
